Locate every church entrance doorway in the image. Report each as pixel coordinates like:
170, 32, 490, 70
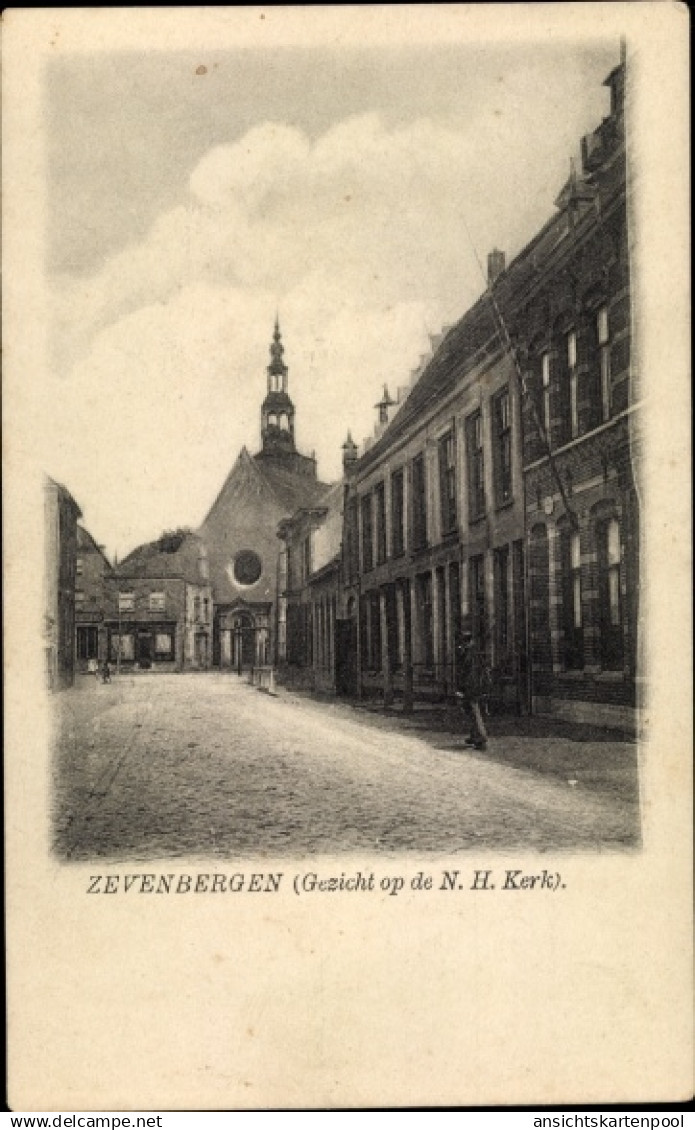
233, 612, 256, 672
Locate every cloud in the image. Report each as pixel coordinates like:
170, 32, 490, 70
47, 105, 588, 555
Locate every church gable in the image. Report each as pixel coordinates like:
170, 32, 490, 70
201, 447, 278, 530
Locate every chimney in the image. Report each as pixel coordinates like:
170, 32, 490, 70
487, 248, 506, 287
374, 384, 396, 426
342, 431, 359, 474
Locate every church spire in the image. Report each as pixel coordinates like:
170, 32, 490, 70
267, 315, 288, 391
261, 317, 295, 454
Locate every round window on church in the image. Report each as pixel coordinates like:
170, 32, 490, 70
233, 550, 262, 586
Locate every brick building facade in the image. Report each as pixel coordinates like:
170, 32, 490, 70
106, 530, 212, 671
341, 280, 527, 709
514, 60, 639, 727
338, 53, 637, 728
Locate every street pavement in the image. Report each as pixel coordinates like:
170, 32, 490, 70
53, 671, 641, 860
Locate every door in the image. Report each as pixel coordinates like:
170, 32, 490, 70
233, 614, 256, 670
137, 633, 152, 663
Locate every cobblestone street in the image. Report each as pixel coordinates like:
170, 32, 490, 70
53, 672, 640, 860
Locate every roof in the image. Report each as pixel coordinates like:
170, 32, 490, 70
353, 61, 626, 478
118, 530, 206, 584
201, 447, 329, 530
277, 480, 343, 537
356, 293, 501, 472
44, 474, 82, 518
77, 525, 113, 571
257, 459, 331, 513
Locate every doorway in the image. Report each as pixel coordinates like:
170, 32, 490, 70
137, 633, 152, 664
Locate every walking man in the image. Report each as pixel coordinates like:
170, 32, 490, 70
455, 629, 488, 751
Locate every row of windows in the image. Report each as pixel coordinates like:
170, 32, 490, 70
558, 518, 622, 670
349, 387, 513, 574
110, 631, 175, 662
118, 591, 166, 612
358, 546, 525, 674
532, 306, 612, 448
531, 515, 623, 670
115, 591, 210, 619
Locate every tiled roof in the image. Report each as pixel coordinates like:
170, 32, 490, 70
118, 531, 206, 584
77, 525, 113, 570
357, 293, 501, 471
257, 459, 332, 512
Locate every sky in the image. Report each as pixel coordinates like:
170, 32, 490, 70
44, 40, 619, 560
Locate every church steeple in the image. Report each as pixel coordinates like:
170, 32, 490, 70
261, 317, 296, 454
267, 315, 288, 392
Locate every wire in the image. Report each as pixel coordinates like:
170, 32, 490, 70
460, 212, 579, 530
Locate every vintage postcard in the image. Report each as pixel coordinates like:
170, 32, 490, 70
3, 4, 691, 1111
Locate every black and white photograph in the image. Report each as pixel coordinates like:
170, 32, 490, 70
4, 4, 691, 1111
44, 30, 641, 860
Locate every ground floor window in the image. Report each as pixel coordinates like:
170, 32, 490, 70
416, 572, 434, 669
155, 632, 174, 659
597, 515, 624, 669
76, 625, 99, 661
529, 523, 551, 671
448, 562, 462, 651
368, 590, 382, 671
494, 545, 510, 663
469, 554, 486, 649
560, 526, 583, 669
111, 633, 135, 662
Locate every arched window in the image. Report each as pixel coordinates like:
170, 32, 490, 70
596, 513, 623, 669
268, 412, 278, 428
529, 523, 552, 672
558, 520, 583, 669
279, 411, 289, 430
541, 350, 552, 438
566, 328, 579, 440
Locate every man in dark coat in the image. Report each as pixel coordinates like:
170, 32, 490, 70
454, 630, 488, 750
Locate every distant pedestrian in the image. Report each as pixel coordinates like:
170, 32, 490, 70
88, 657, 99, 680
454, 630, 489, 751
101, 661, 111, 684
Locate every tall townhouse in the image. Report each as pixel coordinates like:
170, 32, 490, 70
512, 57, 638, 729
341, 263, 527, 710
74, 524, 114, 671
276, 481, 343, 693
44, 475, 82, 690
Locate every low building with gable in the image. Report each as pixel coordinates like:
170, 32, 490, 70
106, 529, 212, 671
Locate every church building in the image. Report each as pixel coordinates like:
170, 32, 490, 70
199, 319, 331, 670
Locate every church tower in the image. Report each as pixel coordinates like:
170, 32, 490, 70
260, 317, 296, 456
255, 318, 317, 480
